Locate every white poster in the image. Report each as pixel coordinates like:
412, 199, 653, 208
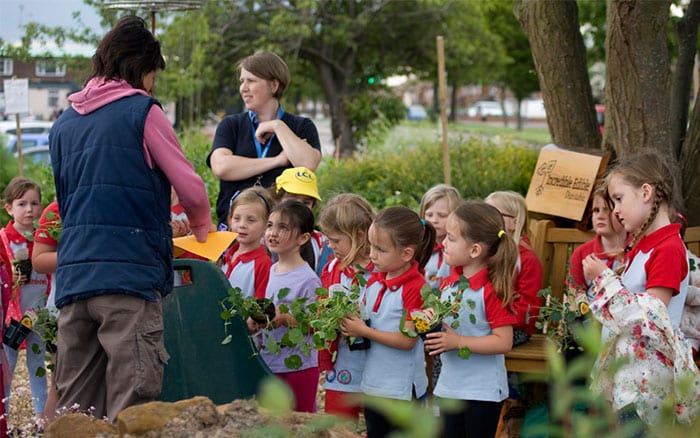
3, 78, 29, 114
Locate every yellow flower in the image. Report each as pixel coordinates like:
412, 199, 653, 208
415, 318, 431, 333
579, 302, 590, 315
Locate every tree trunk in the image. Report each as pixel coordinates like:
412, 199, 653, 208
681, 103, 700, 224
315, 61, 355, 158
449, 85, 458, 122
516, 97, 524, 131
604, 0, 672, 159
671, 0, 700, 157
516, 0, 601, 149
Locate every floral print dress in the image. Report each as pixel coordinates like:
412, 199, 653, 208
589, 268, 700, 425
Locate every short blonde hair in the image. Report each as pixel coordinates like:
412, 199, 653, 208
419, 184, 462, 218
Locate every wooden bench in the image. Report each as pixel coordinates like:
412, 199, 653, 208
504, 219, 700, 374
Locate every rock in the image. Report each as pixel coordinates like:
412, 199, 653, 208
117, 396, 219, 435
43, 413, 118, 438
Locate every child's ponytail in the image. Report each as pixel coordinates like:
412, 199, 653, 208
373, 206, 436, 272
489, 230, 517, 307
451, 202, 518, 307
416, 220, 436, 272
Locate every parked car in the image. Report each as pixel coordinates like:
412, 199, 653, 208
0, 120, 52, 138
15, 145, 51, 166
466, 101, 510, 121
406, 105, 428, 121
7, 133, 50, 153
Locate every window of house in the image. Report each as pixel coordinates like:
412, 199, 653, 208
0, 59, 13, 76
48, 89, 60, 108
36, 61, 66, 77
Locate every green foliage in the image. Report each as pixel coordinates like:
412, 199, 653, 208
176, 128, 218, 220
316, 134, 538, 210
344, 91, 407, 148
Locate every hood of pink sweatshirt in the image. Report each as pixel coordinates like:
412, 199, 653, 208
69, 77, 148, 115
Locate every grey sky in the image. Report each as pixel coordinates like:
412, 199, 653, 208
1, 0, 103, 53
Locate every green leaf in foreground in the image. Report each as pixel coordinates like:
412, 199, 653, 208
457, 346, 471, 359
257, 377, 293, 415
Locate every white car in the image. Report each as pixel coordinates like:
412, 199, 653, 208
466, 101, 509, 120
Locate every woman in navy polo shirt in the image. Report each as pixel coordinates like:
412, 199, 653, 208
207, 51, 322, 227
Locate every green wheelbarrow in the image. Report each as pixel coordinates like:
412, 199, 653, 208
158, 258, 272, 404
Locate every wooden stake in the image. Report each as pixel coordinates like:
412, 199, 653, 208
15, 113, 24, 177
436, 36, 451, 185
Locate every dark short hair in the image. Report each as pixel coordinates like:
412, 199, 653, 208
88, 16, 166, 90
237, 51, 290, 99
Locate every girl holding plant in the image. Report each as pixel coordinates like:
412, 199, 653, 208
583, 153, 698, 429
249, 200, 321, 412
423, 201, 518, 438
219, 186, 273, 299
340, 206, 435, 438
1, 177, 48, 426
317, 193, 375, 420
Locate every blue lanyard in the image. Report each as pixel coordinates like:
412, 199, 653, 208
249, 106, 285, 158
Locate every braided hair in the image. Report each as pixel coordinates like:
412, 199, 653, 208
603, 153, 675, 251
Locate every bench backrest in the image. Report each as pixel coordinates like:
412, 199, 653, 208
528, 219, 700, 301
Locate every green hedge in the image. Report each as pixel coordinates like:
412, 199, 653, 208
316, 135, 538, 210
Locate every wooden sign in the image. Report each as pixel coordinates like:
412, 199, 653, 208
525, 147, 607, 221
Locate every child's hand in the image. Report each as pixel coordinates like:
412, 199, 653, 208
583, 254, 608, 282
170, 219, 190, 238
422, 308, 436, 321
340, 315, 367, 338
423, 322, 460, 355
246, 317, 262, 334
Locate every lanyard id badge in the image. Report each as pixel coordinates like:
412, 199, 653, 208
248, 106, 286, 158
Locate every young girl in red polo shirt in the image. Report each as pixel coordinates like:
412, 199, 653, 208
219, 187, 273, 299
568, 184, 628, 308
1, 177, 48, 426
317, 193, 375, 420
340, 206, 435, 438
485, 191, 543, 346
583, 153, 699, 430
420, 184, 462, 289
423, 201, 519, 438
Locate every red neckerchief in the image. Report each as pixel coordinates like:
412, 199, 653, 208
223, 243, 268, 278
367, 261, 421, 312
439, 265, 489, 293
433, 243, 444, 269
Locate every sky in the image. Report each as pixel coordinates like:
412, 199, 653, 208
1, 0, 104, 55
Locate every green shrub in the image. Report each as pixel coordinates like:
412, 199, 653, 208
316, 135, 538, 210
345, 91, 407, 148
177, 127, 219, 217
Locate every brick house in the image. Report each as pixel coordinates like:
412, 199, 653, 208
0, 57, 87, 121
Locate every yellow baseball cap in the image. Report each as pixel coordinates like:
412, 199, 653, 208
276, 167, 321, 200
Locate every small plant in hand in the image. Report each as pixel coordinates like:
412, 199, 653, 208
536, 282, 588, 353
219, 271, 370, 370
309, 277, 369, 353
401, 276, 472, 359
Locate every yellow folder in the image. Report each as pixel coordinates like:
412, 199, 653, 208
173, 231, 237, 261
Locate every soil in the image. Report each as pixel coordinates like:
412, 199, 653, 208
6, 350, 365, 437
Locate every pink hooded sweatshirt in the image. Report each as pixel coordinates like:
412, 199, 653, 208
68, 77, 212, 241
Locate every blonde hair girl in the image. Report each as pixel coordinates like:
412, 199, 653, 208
220, 186, 274, 298
485, 191, 543, 342
317, 193, 376, 420
419, 184, 462, 288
